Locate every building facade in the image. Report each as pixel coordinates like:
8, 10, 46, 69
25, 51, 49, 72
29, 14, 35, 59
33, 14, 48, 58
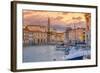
23, 24, 87, 46
68, 28, 86, 44
23, 25, 48, 46
23, 25, 64, 46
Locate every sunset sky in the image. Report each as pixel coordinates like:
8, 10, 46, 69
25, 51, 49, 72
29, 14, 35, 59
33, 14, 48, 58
23, 10, 90, 32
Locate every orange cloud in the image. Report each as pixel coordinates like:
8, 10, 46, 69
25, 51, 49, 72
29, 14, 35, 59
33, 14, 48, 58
23, 10, 90, 27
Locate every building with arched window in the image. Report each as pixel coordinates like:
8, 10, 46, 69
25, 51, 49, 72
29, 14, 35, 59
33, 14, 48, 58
23, 25, 65, 46
23, 25, 86, 46
23, 25, 48, 46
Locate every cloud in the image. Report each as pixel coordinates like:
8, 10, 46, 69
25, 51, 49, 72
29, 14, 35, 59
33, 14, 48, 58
23, 10, 90, 31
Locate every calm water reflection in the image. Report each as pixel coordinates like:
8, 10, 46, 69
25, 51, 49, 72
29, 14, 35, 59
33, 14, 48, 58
23, 45, 65, 62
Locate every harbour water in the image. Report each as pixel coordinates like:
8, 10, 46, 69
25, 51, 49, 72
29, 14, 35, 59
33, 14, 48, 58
23, 45, 90, 62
